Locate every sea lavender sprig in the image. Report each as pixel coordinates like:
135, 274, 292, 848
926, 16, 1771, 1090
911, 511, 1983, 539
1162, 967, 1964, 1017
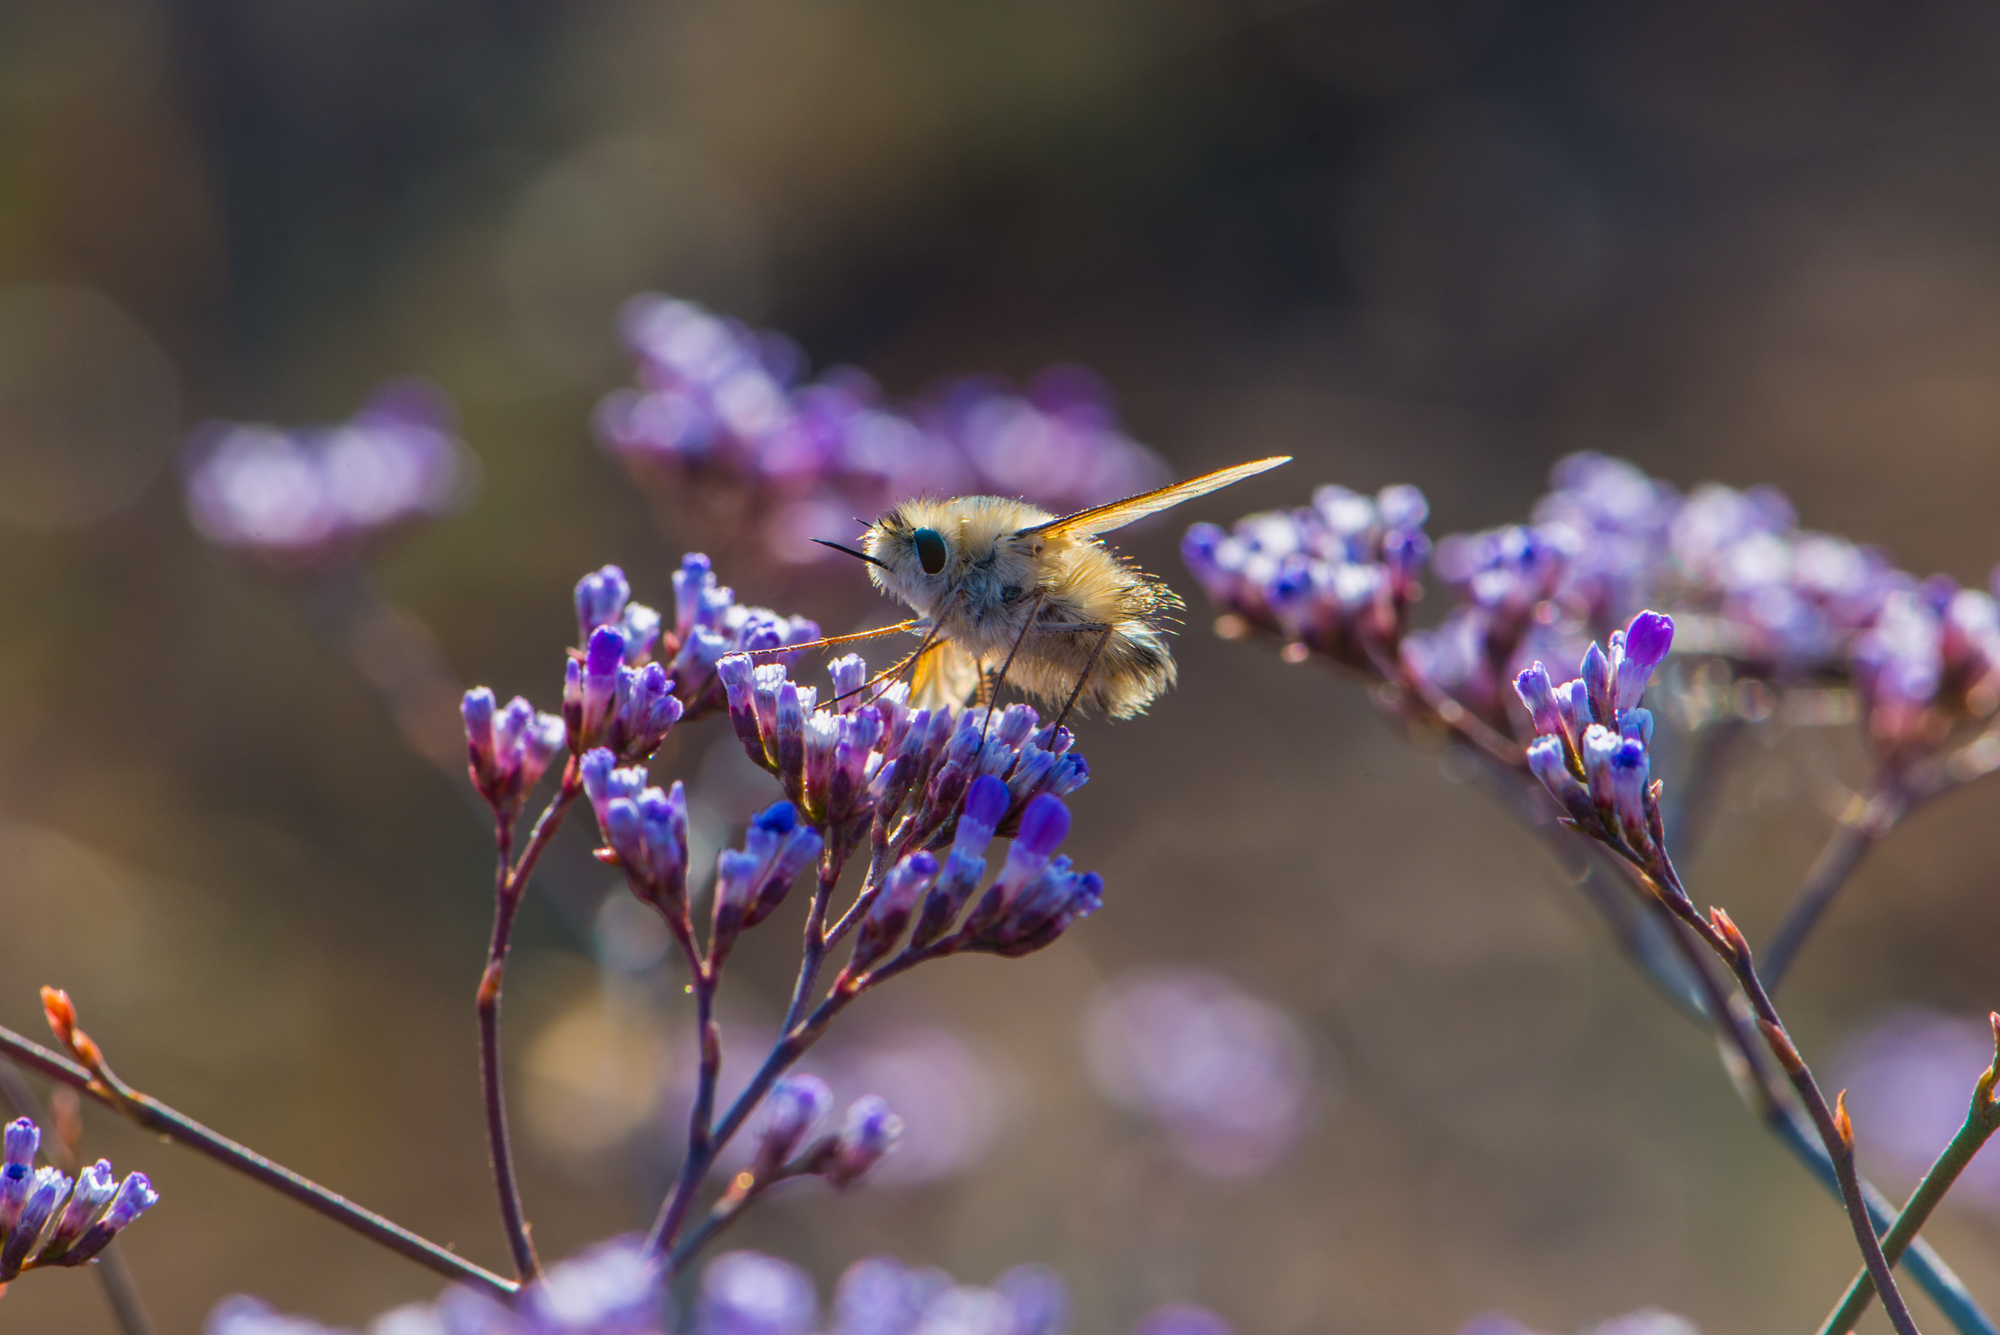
0, 1117, 154, 1280
585, 651, 1099, 1269
0, 1002, 513, 1297
1514, 613, 1920, 1335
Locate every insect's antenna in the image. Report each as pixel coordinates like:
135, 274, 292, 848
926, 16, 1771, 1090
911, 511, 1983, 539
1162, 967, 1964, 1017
811, 539, 889, 570
740, 620, 920, 658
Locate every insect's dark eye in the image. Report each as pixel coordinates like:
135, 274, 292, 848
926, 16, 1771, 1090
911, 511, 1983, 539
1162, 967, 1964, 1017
913, 527, 949, 575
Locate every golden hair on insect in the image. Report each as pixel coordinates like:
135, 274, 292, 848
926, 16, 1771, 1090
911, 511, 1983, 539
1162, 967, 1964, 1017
833, 457, 1290, 721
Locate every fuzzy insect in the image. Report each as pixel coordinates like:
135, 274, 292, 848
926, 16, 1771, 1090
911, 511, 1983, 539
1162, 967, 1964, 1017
817, 457, 1290, 721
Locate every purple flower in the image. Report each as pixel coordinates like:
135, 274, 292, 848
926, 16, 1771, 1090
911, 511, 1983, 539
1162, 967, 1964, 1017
824, 1095, 904, 1188
831, 1256, 952, 1335
597, 298, 1169, 574
183, 379, 471, 567
1131, 1306, 1234, 1335
1082, 968, 1317, 1178
521, 1236, 665, 1335
1456, 1318, 1547, 1335
0, 1117, 37, 1233
204, 1297, 355, 1335
1180, 484, 1430, 669
752, 1074, 833, 1171
710, 803, 824, 960
697, 1250, 819, 1335
0, 1167, 66, 1278
592, 770, 690, 919
463, 689, 566, 822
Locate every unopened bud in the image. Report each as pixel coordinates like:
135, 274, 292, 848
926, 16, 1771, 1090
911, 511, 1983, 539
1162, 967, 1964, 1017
1834, 1089, 1855, 1150
1708, 907, 1750, 963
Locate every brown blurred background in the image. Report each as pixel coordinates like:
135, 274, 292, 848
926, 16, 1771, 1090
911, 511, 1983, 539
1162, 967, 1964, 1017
4, 0, 2000, 1331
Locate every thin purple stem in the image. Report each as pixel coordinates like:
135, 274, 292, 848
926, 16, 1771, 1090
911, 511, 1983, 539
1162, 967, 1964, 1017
1654, 860, 1920, 1335
0, 1024, 515, 1299
479, 817, 538, 1282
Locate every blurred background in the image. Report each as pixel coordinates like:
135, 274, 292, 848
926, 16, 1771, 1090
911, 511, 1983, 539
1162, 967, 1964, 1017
4, 0, 2000, 1331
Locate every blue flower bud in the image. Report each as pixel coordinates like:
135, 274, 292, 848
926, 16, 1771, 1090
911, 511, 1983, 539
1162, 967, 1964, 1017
575, 565, 631, 643
52, 1169, 155, 1267
1513, 663, 1562, 738
756, 1075, 834, 1169
1615, 610, 1674, 711
1580, 641, 1613, 725
826, 1097, 902, 1188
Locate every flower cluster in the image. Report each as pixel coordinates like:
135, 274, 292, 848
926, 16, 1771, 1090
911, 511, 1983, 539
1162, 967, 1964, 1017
208, 1237, 665, 1335
0, 1117, 157, 1281
1181, 483, 1430, 673
1187, 454, 2000, 761
1515, 612, 1676, 873
462, 690, 565, 823
743, 1074, 904, 1188
183, 379, 472, 567
594, 296, 1168, 570
691, 1250, 1227, 1335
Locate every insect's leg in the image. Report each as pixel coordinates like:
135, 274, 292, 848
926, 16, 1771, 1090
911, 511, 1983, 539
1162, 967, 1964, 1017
829, 649, 921, 707
1049, 624, 1115, 736
980, 591, 1045, 742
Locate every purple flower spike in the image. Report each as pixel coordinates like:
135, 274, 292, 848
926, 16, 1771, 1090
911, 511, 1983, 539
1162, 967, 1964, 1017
0, 1117, 38, 1233
833, 1256, 949, 1335
49, 1170, 157, 1267
1580, 640, 1613, 725
826, 1096, 903, 1188
847, 851, 941, 980
756, 1075, 834, 1170
464, 690, 565, 822
40, 1159, 116, 1260
1527, 735, 1596, 828
523, 1236, 664, 1335
0, 1167, 68, 1279
1012, 795, 1071, 861
1613, 610, 1674, 712
698, 1250, 819, 1335
577, 565, 633, 642
1513, 662, 1562, 738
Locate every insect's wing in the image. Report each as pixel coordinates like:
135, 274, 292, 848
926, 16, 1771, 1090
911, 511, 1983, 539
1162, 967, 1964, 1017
1018, 456, 1291, 540
910, 638, 982, 712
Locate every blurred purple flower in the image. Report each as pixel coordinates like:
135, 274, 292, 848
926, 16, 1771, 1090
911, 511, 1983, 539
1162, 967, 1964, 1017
710, 1253, 1072, 1335
1580, 1313, 1700, 1335
1456, 1318, 1547, 1335
1081, 968, 1317, 1177
209, 1237, 664, 1335
596, 296, 1168, 573
697, 1251, 819, 1335
1835, 1008, 2000, 1212
184, 378, 472, 567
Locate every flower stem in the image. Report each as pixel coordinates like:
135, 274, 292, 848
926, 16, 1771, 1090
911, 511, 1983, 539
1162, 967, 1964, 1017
0, 1024, 515, 1299
480, 821, 537, 1282
1819, 1053, 2000, 1335
1760, 772, 1906, 990
1659, 873, 1921, 1335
